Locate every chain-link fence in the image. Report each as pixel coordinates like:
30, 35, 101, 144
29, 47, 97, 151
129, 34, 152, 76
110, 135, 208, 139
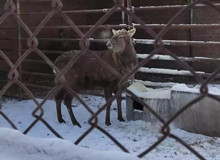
1, 0, 220, 159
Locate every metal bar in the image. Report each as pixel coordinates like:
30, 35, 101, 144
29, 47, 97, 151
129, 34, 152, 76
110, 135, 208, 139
20, 8, 122, 15
20, 49, 63, 55
127, 0, 132, 29
189, 0, 194, 66
135, 3, 220, 11
5, 52, 219, 66
121, 0, 125, 24
16, 0, 23, 100
21, 59, 49, 64
23, 82, 126, 99
4, 37, 220, 47
17, 3, 220, 15
21, 71, 54, 77
3, 23, 220, 30
24, 83, 52, 90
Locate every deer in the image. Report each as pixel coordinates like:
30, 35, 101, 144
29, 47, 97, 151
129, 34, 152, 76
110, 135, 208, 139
53, 28, 137, 127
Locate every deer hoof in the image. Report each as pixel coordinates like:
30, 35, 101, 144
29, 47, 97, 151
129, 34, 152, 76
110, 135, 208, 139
105, 121, 112, 126
76, 123, 81, 128
118, 117, 125, 122
73, 122, 81, 128
58, 119, 66, 123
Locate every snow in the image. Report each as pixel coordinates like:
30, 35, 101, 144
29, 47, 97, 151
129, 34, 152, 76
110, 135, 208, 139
171, 84, 220, 96
137, 54, 220, 62
127, 82, 171, 99
132, 23, 220, 28
0, 91, 220, 160
127, 82, 220, 100
0, 128, 139, 160
133, 38, 220, 46
135, 79, 178, 88
139, 4, 188, 9
138, 3, 220, 9
138, 67, 205, 76
137, 54, 179, 61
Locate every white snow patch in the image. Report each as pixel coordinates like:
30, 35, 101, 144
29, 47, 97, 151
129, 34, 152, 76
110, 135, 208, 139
172, 84, 220, 96
127, 82, 171, 99
138, 67, 205, 76
0, 128, 139, 160
137, 54, 220, 62
135, 79, 178, 88
1, 91, 220, 159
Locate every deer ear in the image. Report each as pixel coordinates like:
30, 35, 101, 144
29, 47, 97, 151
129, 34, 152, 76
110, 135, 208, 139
128, 28, 136, 37
112, 29, 117, 35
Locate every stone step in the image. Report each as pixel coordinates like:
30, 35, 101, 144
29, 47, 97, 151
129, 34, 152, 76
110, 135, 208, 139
126, 82, 220, 137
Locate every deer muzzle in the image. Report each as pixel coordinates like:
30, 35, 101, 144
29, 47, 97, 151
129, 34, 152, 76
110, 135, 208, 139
106, 40, 113, 49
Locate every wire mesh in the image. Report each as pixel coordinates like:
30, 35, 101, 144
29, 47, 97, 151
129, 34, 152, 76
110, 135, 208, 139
0, 0, 219, 159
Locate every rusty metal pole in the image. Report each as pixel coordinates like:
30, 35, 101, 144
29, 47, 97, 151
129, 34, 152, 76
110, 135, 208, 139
127, 0, 133, 29
189, 0, 194, 64
0, 95, 2, 109
121, 0, 125, 24
16, 0, 23, 99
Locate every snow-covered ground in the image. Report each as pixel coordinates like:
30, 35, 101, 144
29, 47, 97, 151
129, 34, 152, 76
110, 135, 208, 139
0, 90, 220, 160
0, 128, 140, 160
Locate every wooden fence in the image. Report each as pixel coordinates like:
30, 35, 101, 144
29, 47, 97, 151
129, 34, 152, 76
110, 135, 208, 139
1, 0, 220, 98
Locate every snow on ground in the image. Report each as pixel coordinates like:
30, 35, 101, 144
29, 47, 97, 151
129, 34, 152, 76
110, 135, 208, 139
0, 93, 220, 160
0, 128, 139, 160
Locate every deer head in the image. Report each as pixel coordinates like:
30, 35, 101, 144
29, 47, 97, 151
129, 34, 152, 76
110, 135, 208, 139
106, 28, 136, 53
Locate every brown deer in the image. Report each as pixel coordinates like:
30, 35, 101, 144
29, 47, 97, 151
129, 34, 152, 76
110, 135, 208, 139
54, 28, 137, 127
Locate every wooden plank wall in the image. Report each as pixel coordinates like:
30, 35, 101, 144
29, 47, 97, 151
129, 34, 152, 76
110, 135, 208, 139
133, 0, 220, 82
191, 0, 220, 73
0, 0, 220, 98
132, 0, 192, 83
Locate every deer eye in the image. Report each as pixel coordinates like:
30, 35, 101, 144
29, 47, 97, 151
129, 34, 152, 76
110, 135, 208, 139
119, 36, 124, 39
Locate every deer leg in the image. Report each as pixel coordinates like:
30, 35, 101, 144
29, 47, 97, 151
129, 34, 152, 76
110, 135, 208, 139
56, 99, 66, 123
55, 90, 66, 123
64, 94, 81, 127
104, 87, 113, 126
116, 96, 125, 122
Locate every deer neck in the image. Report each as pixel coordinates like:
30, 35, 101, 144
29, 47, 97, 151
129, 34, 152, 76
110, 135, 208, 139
112, 40, 137, 74
119, 40, 136, 66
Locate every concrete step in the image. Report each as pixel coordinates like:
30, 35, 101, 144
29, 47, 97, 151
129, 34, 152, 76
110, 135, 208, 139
126, 82, 220, 137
